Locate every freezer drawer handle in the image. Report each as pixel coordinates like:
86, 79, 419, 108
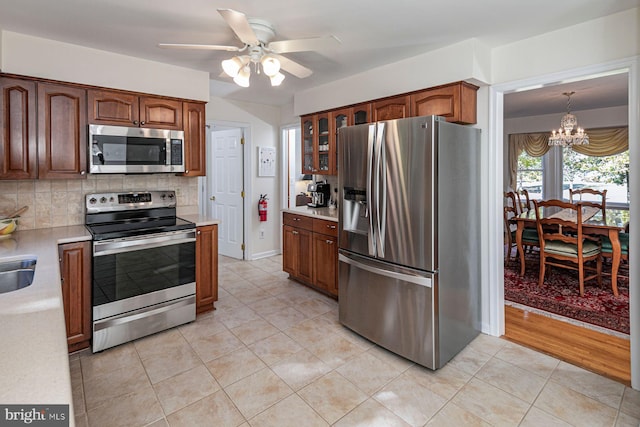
339, 253, 432, 288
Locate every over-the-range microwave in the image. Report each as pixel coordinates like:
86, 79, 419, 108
89, 124, 185, 174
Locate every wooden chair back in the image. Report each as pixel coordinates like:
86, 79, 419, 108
504, 191, 520, 214
533, 199, 602, 296
569, 188, 607, 217
516, 189, 533, 213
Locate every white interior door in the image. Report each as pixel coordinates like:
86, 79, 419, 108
209, 128, 244, 259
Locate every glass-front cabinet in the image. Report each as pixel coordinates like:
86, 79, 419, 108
301, 112, 335, 175
333, 108, 351, 174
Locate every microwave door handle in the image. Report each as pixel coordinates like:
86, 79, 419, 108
366, 124, 376, 256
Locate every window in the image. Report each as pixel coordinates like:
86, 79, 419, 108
516, 151, 543, 200
563, 148, 629, 205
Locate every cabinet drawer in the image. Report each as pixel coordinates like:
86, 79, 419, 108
314, 218, 338, 237
283, 212, 313, 230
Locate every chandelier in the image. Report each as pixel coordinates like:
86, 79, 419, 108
548, 91, 589, 146
221, 45, 285, 88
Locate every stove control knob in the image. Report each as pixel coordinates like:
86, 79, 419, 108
168, 193, 175, 199
109, 197, 115, 202
100, 197, 107, 204
160, 193, 166, 200
89, 197, 97, 205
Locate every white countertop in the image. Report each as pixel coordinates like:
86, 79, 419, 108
282, 206, 339, 222
0, 225, 90, 418
179, 214, 221, 227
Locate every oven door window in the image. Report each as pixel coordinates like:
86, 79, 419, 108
92, 135, 167, 166
92, 241, 195, 306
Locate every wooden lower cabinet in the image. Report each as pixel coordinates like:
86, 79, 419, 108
58, 241, 92, 352
196, 224, 219, 314
283, 213, 338, 296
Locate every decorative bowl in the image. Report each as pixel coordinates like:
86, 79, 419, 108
0, 218, 18, 238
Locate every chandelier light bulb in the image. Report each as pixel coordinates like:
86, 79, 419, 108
270, 72, 285, 86
261, 55, 281, 77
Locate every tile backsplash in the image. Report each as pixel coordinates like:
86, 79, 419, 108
0, 174, 199, 230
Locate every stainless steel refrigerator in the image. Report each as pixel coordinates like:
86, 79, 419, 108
338, 115, 481, 370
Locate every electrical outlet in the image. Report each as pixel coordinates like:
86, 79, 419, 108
259, 230, 265, 239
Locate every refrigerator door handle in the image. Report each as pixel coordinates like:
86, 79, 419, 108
376, 122, 387, 257
366, 124, 376, 256
339, 253, 432, 288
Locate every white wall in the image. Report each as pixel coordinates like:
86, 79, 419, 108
206, 96, 282, 259
492, 9, 639, 84
294, 38, 492, 116
1, 31, 209, 101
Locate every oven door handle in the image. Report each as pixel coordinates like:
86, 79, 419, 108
93, 230, 196, 257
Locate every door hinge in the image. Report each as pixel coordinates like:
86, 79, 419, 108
241, 243, 245, 251
241, 137, 245, 145
241, 191, 245, 198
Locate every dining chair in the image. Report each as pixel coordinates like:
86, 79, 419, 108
601, 232, 629, 280
516, 188, 534, 213
503, 192, 538, 263
569, 188, 607, 217
533, 199, 602, 297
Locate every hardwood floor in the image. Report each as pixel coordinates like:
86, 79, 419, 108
504, 305, 631, 385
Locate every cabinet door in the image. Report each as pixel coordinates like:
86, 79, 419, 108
283, 225, 297, 276
88, 89, 139, 126
410, 82, 478, 124
196, 224, 219, 314
183, 102, 206, 176
0, 78, 37, 179
352, 103, 371, 125
37, 82, 87, 179
373, 95, 410, 122
317, 112, 332, 174
58, 241, 92, 353
139, 96, 183, 130
296, 228, 313, 283
313, 233, 337, 295
301, 115, 316, 174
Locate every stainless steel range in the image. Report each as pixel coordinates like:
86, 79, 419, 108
85, 190, 196, 352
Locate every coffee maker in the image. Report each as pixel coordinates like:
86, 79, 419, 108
307, 181, 331, 208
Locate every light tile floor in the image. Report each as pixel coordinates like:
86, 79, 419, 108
71, 255, 640, 427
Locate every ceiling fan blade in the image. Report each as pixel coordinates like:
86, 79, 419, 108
217, 8, 259, 46
158, 43, 241, 52
273, 54, 313, 79
268, 35, 340, 54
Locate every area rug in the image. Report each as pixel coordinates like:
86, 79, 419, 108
504, 250, 629, 334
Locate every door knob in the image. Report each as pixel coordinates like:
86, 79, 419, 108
209, 196, 216, 201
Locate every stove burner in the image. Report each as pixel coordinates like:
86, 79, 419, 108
85, 191, 194, 240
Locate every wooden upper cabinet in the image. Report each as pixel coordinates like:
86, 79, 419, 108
139, 97, 183, 130
183, 101, 206, 176
0, 77, 37, 179
410, 81, 478, 124
88, 90, 139, 126
352, 103, 371, 125
37, 82, 87, 179
373, 95, 411, 122
88, 89, 183, 130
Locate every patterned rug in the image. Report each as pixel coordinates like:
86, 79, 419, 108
504, 249, 629, 334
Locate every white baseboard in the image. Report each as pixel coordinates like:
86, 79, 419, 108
249, 250, 281, 260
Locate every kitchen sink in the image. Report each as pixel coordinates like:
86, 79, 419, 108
0, 258, 37, 294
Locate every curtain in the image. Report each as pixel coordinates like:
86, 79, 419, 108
508, 126, 628, 191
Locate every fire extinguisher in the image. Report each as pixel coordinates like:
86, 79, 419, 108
258, 194, 268, 222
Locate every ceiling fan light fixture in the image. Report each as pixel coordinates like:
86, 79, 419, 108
222, 56, 244, 78
270, 72, 285, 87
261, 55, 280, 77
233, 65, 251, 87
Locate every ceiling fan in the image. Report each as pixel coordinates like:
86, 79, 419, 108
159, 8, 340, 87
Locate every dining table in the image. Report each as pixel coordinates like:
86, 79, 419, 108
514, 205, 629, 296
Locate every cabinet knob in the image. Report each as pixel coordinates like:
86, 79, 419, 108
80, 170, 86, 175
292, 230, 299, 235
185, 170, 189, 174
326, 240, 334, 244
140, 121, 146, 125
133, 120, 138, 125
197, 230, 201, 235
